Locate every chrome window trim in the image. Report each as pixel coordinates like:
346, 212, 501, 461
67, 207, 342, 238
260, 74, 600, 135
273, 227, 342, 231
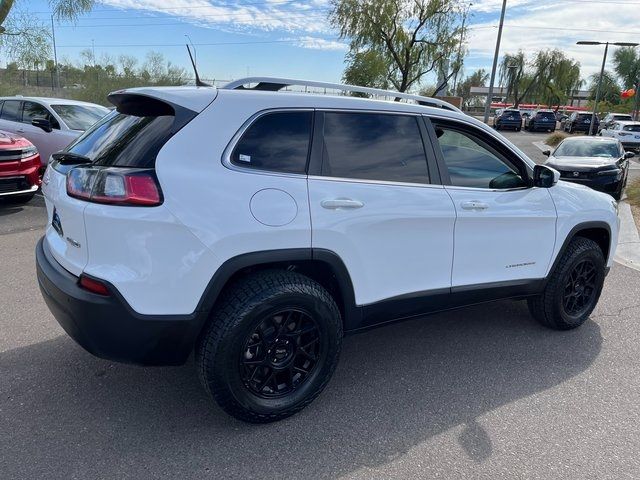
221, 107, 314, 179
308, 175, 445, 189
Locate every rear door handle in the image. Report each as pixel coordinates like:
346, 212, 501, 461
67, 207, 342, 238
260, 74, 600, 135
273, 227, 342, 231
321, 198, 364, 210
460, 201, 489, 211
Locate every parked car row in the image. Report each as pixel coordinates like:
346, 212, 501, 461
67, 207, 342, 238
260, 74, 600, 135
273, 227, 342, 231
0, 96, 109, 203
493, 108, 558, 132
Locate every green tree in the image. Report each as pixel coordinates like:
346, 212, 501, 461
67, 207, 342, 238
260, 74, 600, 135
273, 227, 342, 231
613, 46, 640, 89
342, 50, 390, 91
330, 0, 468, 93
588, 70, 621, 104
455, 68, 488, 108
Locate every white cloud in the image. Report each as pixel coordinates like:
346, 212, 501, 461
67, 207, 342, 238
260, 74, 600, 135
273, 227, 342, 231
291, 36, 347, 51
467, 1, 640, 81
100, 0, 332, 34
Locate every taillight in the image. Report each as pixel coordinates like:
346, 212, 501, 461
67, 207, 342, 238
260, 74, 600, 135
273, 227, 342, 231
67, 167, 162, 206
79, 275, 111, 296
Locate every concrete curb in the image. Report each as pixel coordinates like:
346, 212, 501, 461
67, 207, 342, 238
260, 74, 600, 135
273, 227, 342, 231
615, 202, 640, 271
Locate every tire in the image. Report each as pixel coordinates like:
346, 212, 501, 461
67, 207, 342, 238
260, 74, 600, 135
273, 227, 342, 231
6, 192, 35, 204
528, 237, 606, 330
196, 270, 343, 423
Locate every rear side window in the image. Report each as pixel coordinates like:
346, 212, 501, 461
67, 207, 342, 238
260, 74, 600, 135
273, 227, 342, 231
1, 100, 21, 122
66, 110, 176, 168
321, 112, 429, 184
231, 111, 312, 174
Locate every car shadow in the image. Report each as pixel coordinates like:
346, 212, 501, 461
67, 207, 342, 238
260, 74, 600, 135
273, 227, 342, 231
1, 300, 602, 479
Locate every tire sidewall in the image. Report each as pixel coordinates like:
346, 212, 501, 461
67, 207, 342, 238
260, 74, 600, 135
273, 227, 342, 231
209, 289, 341, 417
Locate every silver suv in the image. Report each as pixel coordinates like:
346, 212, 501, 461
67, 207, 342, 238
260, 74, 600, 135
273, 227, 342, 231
0, 96, 109, 166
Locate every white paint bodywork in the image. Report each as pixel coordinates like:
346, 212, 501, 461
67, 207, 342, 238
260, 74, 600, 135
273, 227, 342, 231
41, 87, 620, 315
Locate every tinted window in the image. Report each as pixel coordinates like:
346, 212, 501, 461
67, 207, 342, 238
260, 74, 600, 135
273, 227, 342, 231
22, 101, 58, 128
1, 100, 21, 122
231, 111, 312, 174
321, 112, 429, 184
434, 124, 527, 189
623, 125, 640, 132
66, 110, 177, 168
536, 111, 555, 119
51, 104, 110, 131
501, 110, 521, 119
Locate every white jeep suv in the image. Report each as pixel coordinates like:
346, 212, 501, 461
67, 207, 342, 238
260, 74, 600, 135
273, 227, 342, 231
36, 78, 619, 423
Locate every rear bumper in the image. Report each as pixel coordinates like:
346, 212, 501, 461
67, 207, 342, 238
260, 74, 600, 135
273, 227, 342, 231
497, 120, 521, 129
36, 237, 207, 366
529, 123, 556, 131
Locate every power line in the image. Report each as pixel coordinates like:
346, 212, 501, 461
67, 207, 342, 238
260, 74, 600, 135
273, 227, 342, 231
55, 39, 331, 48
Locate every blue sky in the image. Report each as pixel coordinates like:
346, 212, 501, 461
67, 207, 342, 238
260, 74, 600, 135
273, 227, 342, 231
18, 0, 640, 87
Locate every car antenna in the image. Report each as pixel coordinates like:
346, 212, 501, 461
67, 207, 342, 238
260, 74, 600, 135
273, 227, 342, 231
186, 44, 211, 87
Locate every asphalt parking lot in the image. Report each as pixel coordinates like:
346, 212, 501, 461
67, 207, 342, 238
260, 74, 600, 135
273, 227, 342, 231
2, 131, 640, 479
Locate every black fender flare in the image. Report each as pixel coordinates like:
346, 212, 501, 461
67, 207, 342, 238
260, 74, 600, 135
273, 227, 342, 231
195, 248, 361, 330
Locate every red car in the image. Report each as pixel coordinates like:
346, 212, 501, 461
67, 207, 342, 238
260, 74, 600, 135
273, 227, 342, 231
0, 130, 41, 203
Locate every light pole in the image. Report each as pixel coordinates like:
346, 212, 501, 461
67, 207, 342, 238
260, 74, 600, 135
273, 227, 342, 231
576, 41, 639, 135
483, 0, 508, 124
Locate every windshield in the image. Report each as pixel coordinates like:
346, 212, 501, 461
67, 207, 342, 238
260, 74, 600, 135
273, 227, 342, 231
51, 104, 110, 131
623, 125, 640, 132
554, 140, 619, 158
614, 115, 632, 121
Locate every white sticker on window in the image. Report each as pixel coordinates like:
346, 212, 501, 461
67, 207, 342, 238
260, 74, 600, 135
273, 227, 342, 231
238, 154, 251, 163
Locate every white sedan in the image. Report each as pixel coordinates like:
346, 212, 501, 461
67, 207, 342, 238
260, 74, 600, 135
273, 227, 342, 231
599, 120, 640, 151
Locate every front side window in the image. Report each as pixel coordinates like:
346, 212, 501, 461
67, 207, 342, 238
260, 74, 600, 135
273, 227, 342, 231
22, 101, 59, 128
0, 100, 21, 122
433, 124, 527, 190
321, 112, 429, 184
231, 111, 312, 174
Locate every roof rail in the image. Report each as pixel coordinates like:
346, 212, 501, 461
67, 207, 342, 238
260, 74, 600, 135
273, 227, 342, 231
222, 77, 462, 113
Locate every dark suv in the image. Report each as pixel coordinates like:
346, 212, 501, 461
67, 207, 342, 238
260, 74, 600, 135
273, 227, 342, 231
525, 110, 557, 132
493, 108, 522, 131
563, 111, 599, 134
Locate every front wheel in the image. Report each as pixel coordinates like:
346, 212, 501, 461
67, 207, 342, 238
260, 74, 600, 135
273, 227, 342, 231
196, 270, 343, 423
528, 237, 605, 330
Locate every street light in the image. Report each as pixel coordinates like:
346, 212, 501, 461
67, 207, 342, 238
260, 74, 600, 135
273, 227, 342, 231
576, 41, 639, 135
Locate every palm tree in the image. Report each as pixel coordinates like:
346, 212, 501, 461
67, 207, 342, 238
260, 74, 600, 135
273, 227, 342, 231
613, 47, 640, 89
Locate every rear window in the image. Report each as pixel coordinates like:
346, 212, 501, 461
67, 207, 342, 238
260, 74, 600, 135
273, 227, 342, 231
502, 110, 521, 118
578, 114, 596, 121
65, 103, 180, 168
231, 111, 312, 174
536, 111, 555, 119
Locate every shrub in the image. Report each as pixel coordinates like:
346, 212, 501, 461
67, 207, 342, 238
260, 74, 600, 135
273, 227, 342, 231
546, 131, 569, 147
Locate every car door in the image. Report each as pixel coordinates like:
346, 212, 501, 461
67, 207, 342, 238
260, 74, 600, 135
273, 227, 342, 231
308, 110, 456, 311
0, 100, 23, 134
428, 117, 557, 288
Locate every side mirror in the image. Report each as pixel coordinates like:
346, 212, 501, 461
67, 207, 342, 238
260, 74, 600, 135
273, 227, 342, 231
542, 150, 551, 157
533, 164, 559, 188
625, 151, 635, 159
32, 118, 52, 133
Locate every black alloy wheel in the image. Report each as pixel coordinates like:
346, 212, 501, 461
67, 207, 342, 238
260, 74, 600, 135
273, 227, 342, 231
241, 309, 321, 398
562, 259, 598, 317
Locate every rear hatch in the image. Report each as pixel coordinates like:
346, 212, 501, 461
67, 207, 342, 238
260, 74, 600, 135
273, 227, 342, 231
41, 90, 212, 275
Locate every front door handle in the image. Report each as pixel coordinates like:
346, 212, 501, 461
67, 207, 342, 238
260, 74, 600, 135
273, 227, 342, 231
460, 201, 489, 211
321, 198, 364, 210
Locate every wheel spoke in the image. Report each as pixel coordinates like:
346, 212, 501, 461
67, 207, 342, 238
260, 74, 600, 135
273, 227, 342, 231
240, 308, 321, 398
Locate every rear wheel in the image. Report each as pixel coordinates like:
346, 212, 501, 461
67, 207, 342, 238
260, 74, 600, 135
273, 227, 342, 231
196, 270, 342, 423
528, 237, 605, 330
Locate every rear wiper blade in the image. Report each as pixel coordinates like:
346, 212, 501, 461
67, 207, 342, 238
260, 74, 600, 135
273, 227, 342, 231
52, 152, 92, 165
